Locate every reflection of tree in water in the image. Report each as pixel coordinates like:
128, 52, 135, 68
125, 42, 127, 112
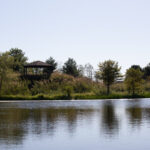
0, 107, 94, 146
142, 108, 150, 124
45, 108, 94, 136
63, 108, 78, 134
44, 108, 78, 136
0, 108, 30, 145
143, 108, 150, 118
101, 102, 119, 137
127, 106, 150, 128
126, 107, 142, 128
45, 108, 60, 137
29, 109, 43, 135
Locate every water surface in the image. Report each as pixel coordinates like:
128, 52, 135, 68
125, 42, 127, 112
0, 99, 150, 150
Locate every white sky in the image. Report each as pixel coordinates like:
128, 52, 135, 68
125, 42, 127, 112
0, 0, 150, 73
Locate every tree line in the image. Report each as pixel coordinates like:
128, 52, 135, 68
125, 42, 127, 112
0, 48, 150, 97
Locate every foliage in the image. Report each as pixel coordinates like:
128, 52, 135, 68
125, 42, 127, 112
31, 81, 49, 95
111, 83, 125, 93
73, 77, 93, 93
0, 52, 14, 94
93, 83, 106, 95
96, 60, 121, 95
50, 72, 74, 91
125, 68, 144, 95
63, 85, 73, 99
30, 72, 74, 95
143, 63, 150, 79
2, 48, 150, 100
0, 70, 30, 95
9, 48, 28, 72
51, 71, 74, 84
131, 65, 143, 72
50, 72, 93, 93
46, 57, 58, 71
62, 58, 80, 77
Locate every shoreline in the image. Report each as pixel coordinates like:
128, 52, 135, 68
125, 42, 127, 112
0, 99, 148, 102
0, 93, 150, 101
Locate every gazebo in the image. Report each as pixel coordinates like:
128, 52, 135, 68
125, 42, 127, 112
22, 61, 54, 80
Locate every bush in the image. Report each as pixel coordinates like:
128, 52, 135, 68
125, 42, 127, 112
73, 77, 93, 93
63, 85, 73, 99
111, 83, 125, 92
50, 72, 74, 85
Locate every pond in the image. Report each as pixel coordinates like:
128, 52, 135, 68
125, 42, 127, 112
0, 99, 150, 150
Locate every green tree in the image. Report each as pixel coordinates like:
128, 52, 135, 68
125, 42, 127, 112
0, 52, 14, 94
62, 58, 80, 77
9, 48, 28, 72
131, 65, 143, 72
125, 68, 144, 95
96, 60, 121, 95
46, 57, 58, 71
143, 63, 150, 79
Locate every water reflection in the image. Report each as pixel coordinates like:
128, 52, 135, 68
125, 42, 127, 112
1, 100, 150, 150
126, 107, 143, 127
0, 106, 95, 146
0, 108, 28, 145
101, 102, 119, 137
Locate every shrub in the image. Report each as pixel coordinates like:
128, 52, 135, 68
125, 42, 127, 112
63, 85, 73, 99
73, 77, 93, 93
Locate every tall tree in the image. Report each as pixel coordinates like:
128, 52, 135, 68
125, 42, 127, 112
96, 60, 121, 95
125, 68, 144, 95
131, 65, 143, 72
143, 63, 150, 79
9, 48, 28, 72
46, 57, 57, 71
0, 52, 14, 94
62, 58, 80, 77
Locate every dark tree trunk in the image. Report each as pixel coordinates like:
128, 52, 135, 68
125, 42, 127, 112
107, 84, 110, 95
132, 87, 135, 96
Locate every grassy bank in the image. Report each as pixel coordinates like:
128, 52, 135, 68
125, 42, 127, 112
1, 93, 150, 100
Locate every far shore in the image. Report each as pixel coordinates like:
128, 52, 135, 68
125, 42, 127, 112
1, 93, 150, 101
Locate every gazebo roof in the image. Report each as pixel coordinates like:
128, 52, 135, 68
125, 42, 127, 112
24, 61, 52, 68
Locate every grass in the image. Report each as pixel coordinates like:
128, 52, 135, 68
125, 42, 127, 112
1, 92, 150, 100
73, 93, 150, 100
0, 94, 69, 100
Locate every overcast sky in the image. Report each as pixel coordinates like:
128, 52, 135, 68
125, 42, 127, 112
0, 0, 150, 73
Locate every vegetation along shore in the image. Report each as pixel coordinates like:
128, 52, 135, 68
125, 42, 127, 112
1, 48, 150, 100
